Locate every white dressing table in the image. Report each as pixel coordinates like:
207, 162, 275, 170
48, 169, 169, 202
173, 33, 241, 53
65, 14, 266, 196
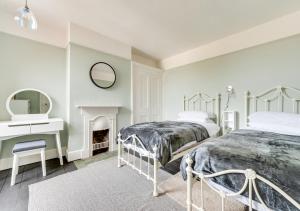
0, 118, 64, 165
0, 88, 64, 166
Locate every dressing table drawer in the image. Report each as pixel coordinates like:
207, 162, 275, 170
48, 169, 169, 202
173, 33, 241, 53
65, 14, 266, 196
0, 124, 31, 137
30, 120, 64, 133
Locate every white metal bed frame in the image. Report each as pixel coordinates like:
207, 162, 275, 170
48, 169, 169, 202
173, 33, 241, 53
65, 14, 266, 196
186, 85, 300, 211
117, 92, 221, 196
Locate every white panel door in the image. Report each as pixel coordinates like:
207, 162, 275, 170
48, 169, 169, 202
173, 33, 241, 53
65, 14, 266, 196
132, 63, 162, 124
134, 70, 149, 123
149, 74, 162, 121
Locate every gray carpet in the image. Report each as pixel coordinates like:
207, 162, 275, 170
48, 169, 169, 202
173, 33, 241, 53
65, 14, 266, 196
29, 157, 184, 211
160, 156, 183, 175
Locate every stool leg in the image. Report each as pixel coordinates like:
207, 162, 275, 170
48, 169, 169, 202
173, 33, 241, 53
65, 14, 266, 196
41, 149, 46, 177
11, 154, 19, 186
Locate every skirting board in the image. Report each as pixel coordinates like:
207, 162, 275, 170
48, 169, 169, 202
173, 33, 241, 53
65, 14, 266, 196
66, 149, 83, 162
66, 146, 117, 162
0, 147, 66, 171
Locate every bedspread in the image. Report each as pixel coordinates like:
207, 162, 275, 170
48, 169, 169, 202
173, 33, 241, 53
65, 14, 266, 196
119, 121, 209, 166
180, 129, 300, 211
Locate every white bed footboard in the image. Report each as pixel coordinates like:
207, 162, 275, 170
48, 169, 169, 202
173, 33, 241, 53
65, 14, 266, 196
186, 157, 300, 211
117, 133, 159, 196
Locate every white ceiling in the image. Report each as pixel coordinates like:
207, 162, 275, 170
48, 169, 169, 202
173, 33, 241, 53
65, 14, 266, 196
1, 0, 300, 60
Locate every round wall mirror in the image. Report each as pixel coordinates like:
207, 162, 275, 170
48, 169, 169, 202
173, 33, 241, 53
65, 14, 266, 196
90, 62, 116, 89
6, 89, 52, 120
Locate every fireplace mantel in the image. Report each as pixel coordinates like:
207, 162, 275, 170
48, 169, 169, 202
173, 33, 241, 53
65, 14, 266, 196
76, 105, 121, 158
76, 105, 122, 108
76, 105, 121, 115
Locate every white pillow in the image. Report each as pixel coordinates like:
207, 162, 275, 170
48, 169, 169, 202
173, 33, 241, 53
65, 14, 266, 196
177, 111, 216, 122
249, 112, 300, 127
177, 117, 215, 124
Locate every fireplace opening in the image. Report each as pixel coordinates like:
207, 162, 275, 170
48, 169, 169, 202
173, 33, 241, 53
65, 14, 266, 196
92, 129, 109, 155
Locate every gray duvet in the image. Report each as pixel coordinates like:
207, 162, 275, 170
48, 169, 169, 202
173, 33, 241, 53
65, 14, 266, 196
180, 129, 300, 211
119, 121, 209, 166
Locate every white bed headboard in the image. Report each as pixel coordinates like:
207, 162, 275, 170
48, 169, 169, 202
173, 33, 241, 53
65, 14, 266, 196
245, 85, 300, 126
184, 92, 221, 125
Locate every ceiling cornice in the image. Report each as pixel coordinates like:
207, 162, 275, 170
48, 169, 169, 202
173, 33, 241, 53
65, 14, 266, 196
160, 10, 300, 70
67, 23, 132, 60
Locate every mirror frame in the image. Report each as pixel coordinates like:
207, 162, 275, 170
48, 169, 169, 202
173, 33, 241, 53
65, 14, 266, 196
6, 88, 52, 121
89, 62, 116, 89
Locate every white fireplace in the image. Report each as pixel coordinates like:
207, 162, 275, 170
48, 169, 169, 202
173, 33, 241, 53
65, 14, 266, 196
77, 105, 120, 158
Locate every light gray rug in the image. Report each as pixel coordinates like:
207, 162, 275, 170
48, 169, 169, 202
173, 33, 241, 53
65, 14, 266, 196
28, 157, 184, 211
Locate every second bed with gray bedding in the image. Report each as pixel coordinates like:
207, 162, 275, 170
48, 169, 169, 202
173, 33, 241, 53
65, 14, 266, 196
180, 129, 300, 211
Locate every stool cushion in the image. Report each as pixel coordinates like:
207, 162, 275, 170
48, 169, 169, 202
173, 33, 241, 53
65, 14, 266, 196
13, 140, 46, 153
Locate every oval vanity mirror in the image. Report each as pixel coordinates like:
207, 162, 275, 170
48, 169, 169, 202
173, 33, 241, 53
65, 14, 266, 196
6, 89, 52, 121
90, 62, 116, 89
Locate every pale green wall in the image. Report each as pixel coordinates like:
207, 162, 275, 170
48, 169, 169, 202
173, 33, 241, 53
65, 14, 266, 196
67, 43, 131, 152
163, 35, 300, 127
0, 32, 67, 158
0, 33, 132, 160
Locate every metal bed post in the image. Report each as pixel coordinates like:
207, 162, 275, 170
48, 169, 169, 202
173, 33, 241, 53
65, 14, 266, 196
153, 145, 158, 197
186, 156, 193, 211
216, 93, 221, 126
117, 133, 121, 168
245, 91, 250, 127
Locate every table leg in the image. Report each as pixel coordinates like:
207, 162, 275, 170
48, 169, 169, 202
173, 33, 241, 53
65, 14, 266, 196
41, 148, 46, 177
55, 132, 63, 165
11, 154, 19, 186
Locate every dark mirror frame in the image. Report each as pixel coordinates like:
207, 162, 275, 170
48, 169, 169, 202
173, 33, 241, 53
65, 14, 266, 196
89, 62, 116, 89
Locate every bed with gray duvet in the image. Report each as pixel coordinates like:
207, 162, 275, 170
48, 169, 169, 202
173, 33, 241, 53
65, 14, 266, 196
180, 129, 300, 211
119, 121, 211, 166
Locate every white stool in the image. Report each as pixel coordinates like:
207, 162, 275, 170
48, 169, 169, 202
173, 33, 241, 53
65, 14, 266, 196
11, 140, 46, 186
